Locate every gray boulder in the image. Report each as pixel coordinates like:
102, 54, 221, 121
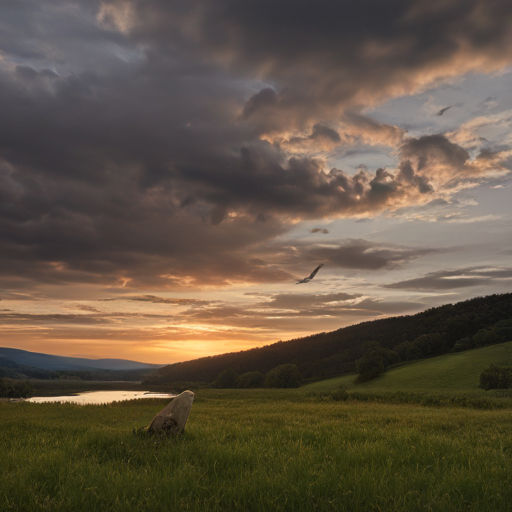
147, 390, 194, 435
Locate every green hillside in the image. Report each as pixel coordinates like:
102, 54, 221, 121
152, 293, 512, 384
303, 341, 512, 394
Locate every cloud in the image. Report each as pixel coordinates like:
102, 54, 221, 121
384, 267, 512, 290
175, 295, 421, 325
102, 295, 213, 305
0, 313, 115, 325
278, 113, 406, 154
0, 0, 510, 294
259, 292, 359, 309
104, 0, 512, 136
306, 239, 440, 270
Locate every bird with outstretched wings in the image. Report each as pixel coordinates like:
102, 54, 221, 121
296, 263, 324, 284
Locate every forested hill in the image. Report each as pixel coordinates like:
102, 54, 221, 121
154, 293, 512, 384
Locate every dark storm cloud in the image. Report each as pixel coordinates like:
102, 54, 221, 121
0, 0, 511, 290
108, 0, 512, 133
309, 125, 341, 143
183, 134, 483, 220
401, 135, 469, 171
384, 267, 512, 290
118, 1, 512, 87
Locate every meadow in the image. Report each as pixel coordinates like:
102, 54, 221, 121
2, 388, 512, 512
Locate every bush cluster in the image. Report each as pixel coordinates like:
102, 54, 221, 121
479, 365, 512, 390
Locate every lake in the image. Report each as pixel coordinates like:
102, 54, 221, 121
27, 390, 176, 405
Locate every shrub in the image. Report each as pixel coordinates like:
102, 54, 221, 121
213, 368, 239, 388
237, 371, 265, 388
331, 385, 349, 401
479, 365, 512, 390
264, 364, 302, 388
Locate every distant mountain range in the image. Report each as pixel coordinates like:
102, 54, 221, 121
0, 347, 164, 372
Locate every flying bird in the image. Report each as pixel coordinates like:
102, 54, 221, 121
296, 263, 324, 284
436, 106, 452, 116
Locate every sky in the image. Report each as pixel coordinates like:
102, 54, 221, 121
0, 0, 511, 364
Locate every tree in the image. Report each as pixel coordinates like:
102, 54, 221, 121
410, 333, 447, 357
0, 378, 34, 398
264, 364, 302, 388
237, 371, 265, 388
394, 341, 420, 361
473, 329, 501, 347
355, 341, 399, 383
489, 319, 512, 342
453, 337, 473, 352
355, 354, 384, 383
213, 368, 239, 388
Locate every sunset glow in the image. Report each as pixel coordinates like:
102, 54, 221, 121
0, 1, 511, 363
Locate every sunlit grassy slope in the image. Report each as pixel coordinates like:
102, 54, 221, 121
303, 341, 512, 394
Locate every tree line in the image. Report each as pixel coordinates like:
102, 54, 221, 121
0, 378, 34, 398
144, 364, 303, 392
0, 358, 156, 382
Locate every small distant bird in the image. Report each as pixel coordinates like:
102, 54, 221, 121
296, 263, 324, 284
436, 106, 451, 116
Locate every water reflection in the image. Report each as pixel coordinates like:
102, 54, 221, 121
27, 390, 175, 405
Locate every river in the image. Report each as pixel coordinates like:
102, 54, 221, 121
27, 390, 175, 404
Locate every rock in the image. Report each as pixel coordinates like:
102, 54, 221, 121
147, 390, 194, 435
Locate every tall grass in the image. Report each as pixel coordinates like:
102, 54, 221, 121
1, 389, 512, 511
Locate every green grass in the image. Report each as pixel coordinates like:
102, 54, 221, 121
2, 389, 512, 511
303, 341, 512, 396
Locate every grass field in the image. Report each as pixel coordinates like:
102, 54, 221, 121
303, 341, 512, 395
2, 389, 512, 512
